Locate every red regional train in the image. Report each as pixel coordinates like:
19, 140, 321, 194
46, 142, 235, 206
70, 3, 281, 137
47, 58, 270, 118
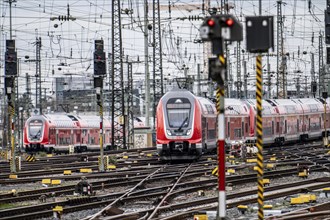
156, 90, 250, 160
156, 89, 330, 161
23, 114, 145, 153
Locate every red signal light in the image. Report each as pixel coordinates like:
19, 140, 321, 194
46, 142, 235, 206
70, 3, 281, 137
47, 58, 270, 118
226, 18, 234, 26
207, 19, 215, 27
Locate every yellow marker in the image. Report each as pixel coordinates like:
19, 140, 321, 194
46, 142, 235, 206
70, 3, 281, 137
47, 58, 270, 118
123, 155, 128, 159
266, 164, 274, 169
264, 205, 273, 209
237, 205, 248, 209
147, 154, 152, 157
9, 174, 17, 179
80, 168, 92, 173
108, 164, 116, 169
270, 157, 276, 161
63, 170, 72, 175
298, 171, 308, 177
53, 206, 63, 212
51, 180, 61, 185
47, 154, 53, 157
247, 159, 257, 163
229, 155, 235, 159
42, 179, 51, 184
253, 166, 259, 171
237, 205, 248, 214
291, 197, 304, 204
193, 213, 208, 220
207, 157, 213, 161
227, 169, 235, 174
300, 194, 316, 202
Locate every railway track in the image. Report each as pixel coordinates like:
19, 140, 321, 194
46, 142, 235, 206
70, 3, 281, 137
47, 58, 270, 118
1, 142, 329, 219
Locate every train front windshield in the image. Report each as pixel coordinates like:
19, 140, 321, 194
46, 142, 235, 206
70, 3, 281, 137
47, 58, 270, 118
166, 98, 191, 128
29, 120, 43, 138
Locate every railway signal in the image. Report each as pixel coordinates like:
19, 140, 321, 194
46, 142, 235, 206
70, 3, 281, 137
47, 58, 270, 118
200, 14, 243, 42
5, 40, 17, 76
94, 40, 106, 76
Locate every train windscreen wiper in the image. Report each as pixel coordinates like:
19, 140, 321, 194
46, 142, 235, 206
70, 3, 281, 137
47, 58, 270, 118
177, 117, 188, 132
33, 130, 41, 138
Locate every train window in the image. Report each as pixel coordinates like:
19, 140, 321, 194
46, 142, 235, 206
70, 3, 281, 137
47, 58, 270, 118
264, 127, 272, 136
272, 121, 274, 134
276, 122, 279, 133
309, 118, 311, 131
167, 98, 191, 128
245, 123, 248, 133
285, 120, 287, 134
227, 122, 230, 137
167, 109, 190, 128
29, 120, 43, 138
234, 129, 242, 138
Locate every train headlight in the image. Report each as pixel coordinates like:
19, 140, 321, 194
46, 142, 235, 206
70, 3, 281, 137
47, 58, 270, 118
166, 129, 172, 136
186, 129, 191, 136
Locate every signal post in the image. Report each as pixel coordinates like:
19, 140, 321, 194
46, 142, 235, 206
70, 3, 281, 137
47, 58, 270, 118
93, 40, 106, 172
200, 14, 242, 219
246, 16, 274, 220
4, 40, 18, 173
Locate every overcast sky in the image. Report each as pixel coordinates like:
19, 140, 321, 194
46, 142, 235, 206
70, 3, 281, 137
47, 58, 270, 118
0, 0, 327, 96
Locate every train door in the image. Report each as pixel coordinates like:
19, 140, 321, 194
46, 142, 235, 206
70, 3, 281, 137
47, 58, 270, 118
56, 129, 59, 146
49, 128, 56, 144
201, 117, 206, 147
76, 129, 81, 146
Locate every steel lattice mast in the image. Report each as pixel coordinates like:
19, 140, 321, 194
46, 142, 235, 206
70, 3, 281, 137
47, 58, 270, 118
277, 0, 286, 98
127, 59, 134, 149
236, 42, 242, 98
152, 0, 164, 128
111, 0, 126, 148
319, 33, 324, 96
35, 37, 42, 113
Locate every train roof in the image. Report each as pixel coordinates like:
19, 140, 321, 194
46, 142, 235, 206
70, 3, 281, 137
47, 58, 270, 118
74, 115, 111, 128
292, 98, 324, 113
245, 99, 277, 115
27, 113, 144, 129
225, 99, 249, 115
266, 98, 324, 114
43, 114, 78, 127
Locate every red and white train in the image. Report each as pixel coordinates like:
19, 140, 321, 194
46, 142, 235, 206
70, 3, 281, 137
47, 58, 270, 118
156, 89, 330, 161
23, 114, 145, 153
